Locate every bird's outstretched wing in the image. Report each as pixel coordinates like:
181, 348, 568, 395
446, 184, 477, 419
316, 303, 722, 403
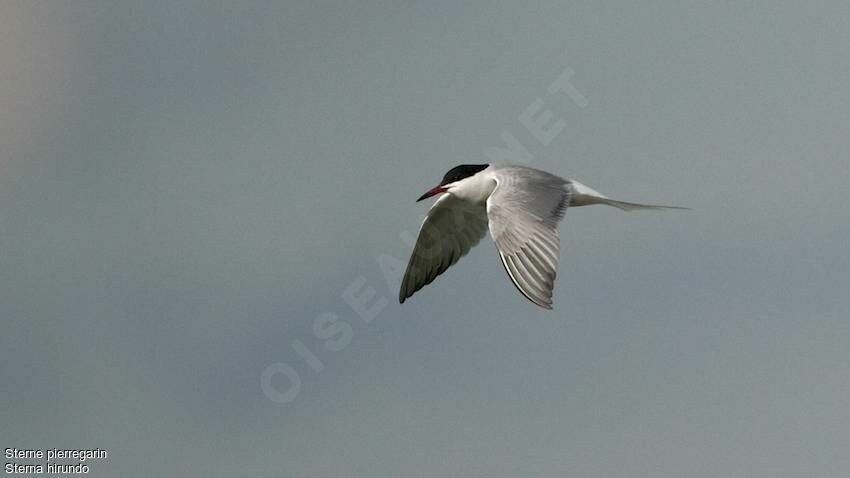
399, 194, 489, 303
487, 167, 571, 309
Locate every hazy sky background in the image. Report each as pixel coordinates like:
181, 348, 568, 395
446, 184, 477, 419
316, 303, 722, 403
2, 1, 849, 476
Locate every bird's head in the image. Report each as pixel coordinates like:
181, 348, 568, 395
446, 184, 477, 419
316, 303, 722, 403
416, 164, 490, 202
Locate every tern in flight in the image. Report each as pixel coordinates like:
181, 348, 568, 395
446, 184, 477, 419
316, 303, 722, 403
399, 164, 686, 309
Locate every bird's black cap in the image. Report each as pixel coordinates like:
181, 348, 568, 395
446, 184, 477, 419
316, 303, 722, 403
439, 164, 489, 186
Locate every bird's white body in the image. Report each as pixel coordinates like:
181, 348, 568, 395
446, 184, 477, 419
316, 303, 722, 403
443, 164, 643, 210
399, 164, 684, 309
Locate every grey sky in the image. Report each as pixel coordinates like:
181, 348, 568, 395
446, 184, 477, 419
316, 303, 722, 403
2, 1, 849, 477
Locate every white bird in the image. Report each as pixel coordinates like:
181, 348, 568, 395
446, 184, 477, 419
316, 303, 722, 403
399, 164, 686, 309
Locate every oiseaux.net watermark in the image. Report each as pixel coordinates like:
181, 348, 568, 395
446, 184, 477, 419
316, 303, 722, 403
261, 63, 587, 405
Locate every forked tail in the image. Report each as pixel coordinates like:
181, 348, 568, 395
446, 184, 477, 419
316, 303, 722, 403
567, 180, 689, 211
595, 198, 690, 211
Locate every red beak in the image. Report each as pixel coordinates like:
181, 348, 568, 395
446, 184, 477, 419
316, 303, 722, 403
416, 186, 447, 202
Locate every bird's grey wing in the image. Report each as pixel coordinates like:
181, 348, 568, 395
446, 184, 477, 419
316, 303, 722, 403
399, 194, 489, 303
486, 167, 571, 309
